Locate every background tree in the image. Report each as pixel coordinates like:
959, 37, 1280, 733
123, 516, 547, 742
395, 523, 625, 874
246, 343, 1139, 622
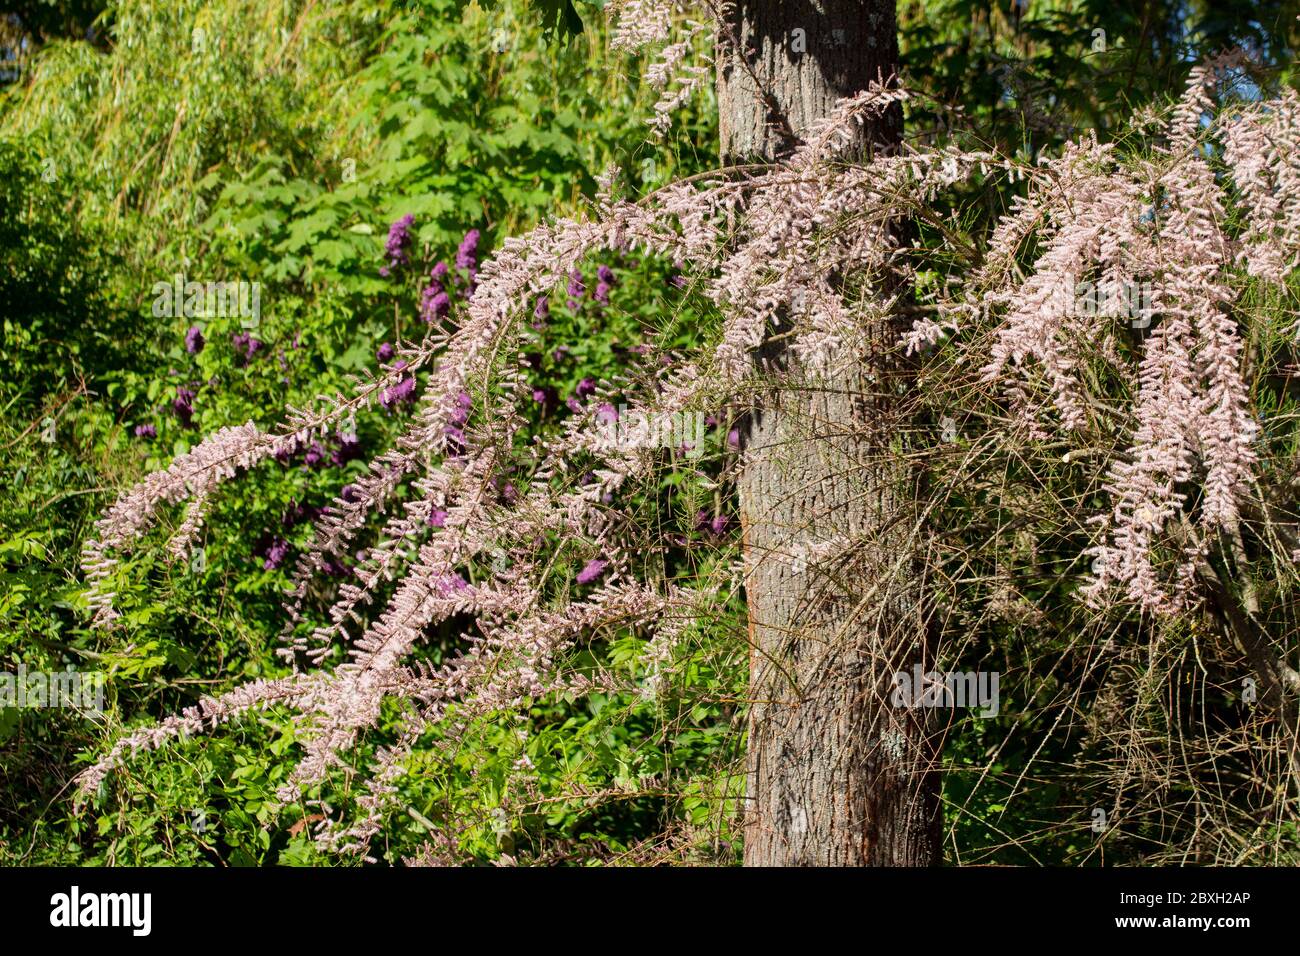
715, 0, 941, 866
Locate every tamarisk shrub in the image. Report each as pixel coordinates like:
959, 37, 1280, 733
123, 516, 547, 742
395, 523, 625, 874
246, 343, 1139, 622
77, 39, 1300, 859
950, 52, 1299, 615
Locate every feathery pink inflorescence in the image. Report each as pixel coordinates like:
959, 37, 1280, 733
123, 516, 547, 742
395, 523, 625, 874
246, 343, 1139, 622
964, 53, 1284, 612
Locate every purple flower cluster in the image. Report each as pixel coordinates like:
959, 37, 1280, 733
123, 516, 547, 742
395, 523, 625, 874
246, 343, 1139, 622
667, 259, 689, 289
379, 360, 416, 409
531, 385, 557, 411
377, 342, 395, 363
567, 268, 585, 310
283, 500, 323, 527
380, 213, 415, 277
331, 431, 363, 466
275, 430, 365, 470
232, 331, 263, 362
457, 229, 480, 273
695, 510, 732, 538
172, 386, 195, 426
185, 325, 205, 355
444, 390, 472, 450
576, 557, 608, 586
420, 261, 452, 323
259, 537, 290, 570
134, 423, 156, 439
490, 477, 518, 505
531, 295, 549, 330
564, 376, 598, 413
595, 264, 615, 305
320, 557, 349, 578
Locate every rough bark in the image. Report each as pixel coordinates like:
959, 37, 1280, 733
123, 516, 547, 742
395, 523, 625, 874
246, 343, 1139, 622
720, 0, 943, 866
716, 0, 903, 163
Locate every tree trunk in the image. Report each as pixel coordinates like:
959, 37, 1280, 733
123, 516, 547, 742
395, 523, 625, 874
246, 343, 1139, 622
720, 0, 943, 866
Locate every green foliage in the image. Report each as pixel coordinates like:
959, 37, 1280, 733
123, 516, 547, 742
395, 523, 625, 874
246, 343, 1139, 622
0, 0, 732, 866
901, 0, 1300, 156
